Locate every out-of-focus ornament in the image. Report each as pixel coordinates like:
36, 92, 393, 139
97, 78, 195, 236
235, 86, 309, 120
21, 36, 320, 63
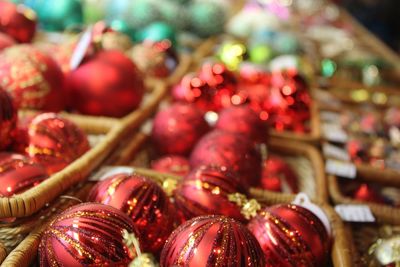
261, 155, 298, 193
218, 41, 247, 71
249, 44, 274, 64
0, 89, 17, 150
367, 226, 400, 266
135, 22, 177, 47
160, 215, 266, 267
174, 165, 249, 221
0, 32, 15, 51
39, 203, 140, 266
66, 50, 144, 117
99, 31, 132, 52
159, 0, 189, 31
385, 107, 400, 128
129, 253, 159, 267
82, 0, 107, 24
190, 130, 262, 187
0, 45, 65, 111
128, 0, 161, 30
188, 1, 226, 37
35, 39, 77, 74
0, 1, 36, 43
151, 103, 209, 155
151, 155, 190, 177
321, 58, 337, 78
27, 113, 89, 174
0, 152, 48, 197
353, 183, 386, 204
88, 173, 176, 254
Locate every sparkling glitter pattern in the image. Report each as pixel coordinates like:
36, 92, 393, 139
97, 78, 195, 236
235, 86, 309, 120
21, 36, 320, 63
160, 215, 266, 267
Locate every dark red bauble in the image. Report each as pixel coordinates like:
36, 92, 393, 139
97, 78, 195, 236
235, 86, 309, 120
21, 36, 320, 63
151, 155, 190, 176
0, 1, 36, 43
66, 50, 144, 117
174, 165, 249, 222
160, 215, 266, 267
151, 103, 209, 155
0, 89, 17, 150
248, 204, 331, 267
261, 156, 298, 193
0, 32, 15, 51
353, 183, 386, 204
27, 113, 90, 174
190, 130, 262, 187
215, 104, 268, 143
0, 45, 65, 111
10, 114, 33, 154
0, 152, 48, 197
39, 203, 140, 267
87, 173, 177, 254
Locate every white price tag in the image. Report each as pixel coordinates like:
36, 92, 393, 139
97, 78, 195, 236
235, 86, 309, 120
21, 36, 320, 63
334, 204, 375, 222
320, 111, 341, 122
325, 159, 356, 178
70, 26, 93, 70
322, 123, 348, 143
89, 166, 135, 181
322, 143, 350, 161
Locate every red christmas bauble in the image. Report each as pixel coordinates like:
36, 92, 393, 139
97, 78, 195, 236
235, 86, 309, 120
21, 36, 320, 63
0, 1, 37, 43
36, 40, 76, 75
160, 215, 266, 267
261, 155, 298, 193
248, 204, 331, 267
353, 183, 386, 204
151, 155, 190, 176
27, 113, 90, 174
39, 203, 140, 266
0, 89, 17, 150
151, 103, 209, 155
10, 114, 33, 154
190, 130, 262, 187
87, 173, 176, 254
0, 45, 65, 111
0, 152, 48, 197
174, 165, 248, 222
66, 50, 144, 117
0, 32, 15, 51
215, 104, 268, 143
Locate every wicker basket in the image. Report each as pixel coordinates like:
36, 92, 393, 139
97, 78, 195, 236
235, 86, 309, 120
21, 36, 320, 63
0, 243, 6, 265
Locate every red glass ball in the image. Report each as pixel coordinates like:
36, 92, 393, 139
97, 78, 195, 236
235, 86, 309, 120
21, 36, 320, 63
66, 50, 144, 117
151, 155, 190, 176
352, 183, 386, 204
190, 130, 262, 187
39, 203, 140, 266
10, 114, 33, 154
0, 152, 48, 197
261, 156, 298, 193
0, 45, 65, 111
0, 32, 15, 51
160, 215, 266, 267
174, 165, 249, 222
87, 173, 177, 254
0, 88, 17, 150
0, 1, 37, 43
151, 103, 209, 155
27, 113, 90, 174
248, 204, 331, 267
215, 104, 268, 143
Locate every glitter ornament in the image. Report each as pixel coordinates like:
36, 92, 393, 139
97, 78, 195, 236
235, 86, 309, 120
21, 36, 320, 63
151, 103, 209, 155
188, 1, 226, 37
0, 1, 37, 43
160, 215, 266, 267
261, 156, 298, 193
66, 50, 144, 117
27, 113, 89, 174
0, 32, 15, 51
39, 203, 140, 266
190, 130, 262, 187
0, 152, 48, 197
88, 173, 176, 254
151, 155, 190, 176
0, 45, 65, 111
0, 89, 17, 150
216, 105, 268, 143
11, 115, 31, 154
174, 165, 249, 222
248, 204, 331, 267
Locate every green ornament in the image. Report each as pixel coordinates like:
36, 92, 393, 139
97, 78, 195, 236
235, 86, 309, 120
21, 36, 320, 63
321, 59, 337, 78
159, 1, 189, 31
272, 33, 299, 54
82, 0, 107, 24
218, 41, 247, 71
128, 0, 161, 30
189, 1, 226, 37
109, 19, 135, 40
135, 22, 177, 46
167, 0, 190, 4
249, 44, 274, 64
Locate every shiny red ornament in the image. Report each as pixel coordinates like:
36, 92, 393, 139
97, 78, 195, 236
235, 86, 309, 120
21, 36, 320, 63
66, 50, 144, 117
160, 215, 266, 267
27, 113, 90, 174
36, 40, 76, 75
0, 89, 17, 150
216, 104, 268, 143
0, 1, 37, 43
0, 45, 65, 111
151, 155, 190, 176
174, 165, 249, 222
0, 152, 48, 197
151, 103, 209, 155
261, 155, 298, 193
248, 204, 331, 267
0, 32, 15, 51
353, 183, 386, 204
87, 173, 176, 254
10, 114, 33, 154
39, 203, 140, 267
190, 130, 262, 187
